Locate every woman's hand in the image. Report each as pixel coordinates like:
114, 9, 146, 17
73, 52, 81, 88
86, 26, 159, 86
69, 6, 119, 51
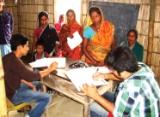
81, 84, 100, 100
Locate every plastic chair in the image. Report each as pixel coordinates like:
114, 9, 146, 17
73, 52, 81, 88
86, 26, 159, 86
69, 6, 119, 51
7, 98, 31, 116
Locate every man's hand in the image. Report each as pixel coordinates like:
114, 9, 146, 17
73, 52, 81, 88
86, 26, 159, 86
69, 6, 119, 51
49, 62, 57, 72
81, 84, 100, 100
26, 82, 36, 91
30, 84, 36, 92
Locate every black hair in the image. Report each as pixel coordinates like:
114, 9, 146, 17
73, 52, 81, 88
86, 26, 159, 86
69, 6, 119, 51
89, 7, 102, 17
66, 9, 76, 17
10, 34, 28, 51
36, 40, 44, 47
38, 11, 48, 27
104, 46, 138, 74
127, 29, 138, 39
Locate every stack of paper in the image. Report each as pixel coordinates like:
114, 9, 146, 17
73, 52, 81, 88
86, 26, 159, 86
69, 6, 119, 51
29, 57, 66, 68
67, 31, 82, 50
65, 67, 110, 91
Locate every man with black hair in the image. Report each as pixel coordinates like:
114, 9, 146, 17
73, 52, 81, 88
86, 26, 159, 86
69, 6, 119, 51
3, 34, 57, 117
82, 47, 160, 117
127, 29, 144, 62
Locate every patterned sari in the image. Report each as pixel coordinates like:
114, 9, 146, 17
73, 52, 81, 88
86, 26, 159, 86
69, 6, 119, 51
83, 20, 114, 64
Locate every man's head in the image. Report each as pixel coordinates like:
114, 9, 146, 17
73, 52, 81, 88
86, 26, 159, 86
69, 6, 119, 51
105, 46, 138, 80
127, 29, 138, 46
10, 34, 29, 57
35, 40, 44, 54
0, 0, 5, 12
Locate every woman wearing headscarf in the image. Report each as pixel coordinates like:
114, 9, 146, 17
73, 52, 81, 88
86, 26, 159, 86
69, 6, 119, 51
82, 7, 114, 66
33, 11, 59, 56
58, 9, 82, 60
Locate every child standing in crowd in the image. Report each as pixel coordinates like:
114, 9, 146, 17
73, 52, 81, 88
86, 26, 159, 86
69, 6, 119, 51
33, 40, 49, 61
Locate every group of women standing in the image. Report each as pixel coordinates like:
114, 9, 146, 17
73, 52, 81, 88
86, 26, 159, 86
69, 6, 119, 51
33, 7, 114, 66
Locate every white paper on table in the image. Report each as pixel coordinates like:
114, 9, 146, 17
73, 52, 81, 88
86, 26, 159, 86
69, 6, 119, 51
29, 57, 66, 68
67, 31, 82, 50
65, 67, 110, 91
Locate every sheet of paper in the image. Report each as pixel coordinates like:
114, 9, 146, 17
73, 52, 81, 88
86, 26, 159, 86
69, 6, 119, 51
65, 67, 110, 91
29, 57, 66, 68
67, 31, 82, 50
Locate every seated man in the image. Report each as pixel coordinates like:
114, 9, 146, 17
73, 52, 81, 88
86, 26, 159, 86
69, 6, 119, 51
3, 34, 57, 117
127, 29, 144, 62
82, 47, 160, 117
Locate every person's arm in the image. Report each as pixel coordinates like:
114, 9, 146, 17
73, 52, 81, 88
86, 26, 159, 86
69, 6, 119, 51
39, 62, 57, 78
82, 38, 98, 65
81, 84, 115, 113
93, 72, 122, 81
13, 57, 57, 81
21, 79, 36, 91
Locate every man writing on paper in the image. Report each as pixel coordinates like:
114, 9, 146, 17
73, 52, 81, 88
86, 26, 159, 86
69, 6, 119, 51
3, 34, 57, 117
81, 47, 160, 117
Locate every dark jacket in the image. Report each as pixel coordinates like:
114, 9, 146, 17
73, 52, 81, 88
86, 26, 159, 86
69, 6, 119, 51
38, 25, 59, 54
0, 11, 13, 44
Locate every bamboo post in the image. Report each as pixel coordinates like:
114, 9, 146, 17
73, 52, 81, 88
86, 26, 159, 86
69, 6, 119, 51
0, 52, 7, 117
146, 0, 156, 65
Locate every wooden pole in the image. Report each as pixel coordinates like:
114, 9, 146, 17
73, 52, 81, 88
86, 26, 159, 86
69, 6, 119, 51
146, 0, 156, 65
0, 52, 7, 117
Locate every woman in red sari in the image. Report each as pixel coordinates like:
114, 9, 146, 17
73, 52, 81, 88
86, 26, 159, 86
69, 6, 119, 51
58, 9, 82, 60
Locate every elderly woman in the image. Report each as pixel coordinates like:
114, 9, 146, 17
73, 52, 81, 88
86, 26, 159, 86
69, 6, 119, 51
82, 7, 114, 66
58, 9, 82, 60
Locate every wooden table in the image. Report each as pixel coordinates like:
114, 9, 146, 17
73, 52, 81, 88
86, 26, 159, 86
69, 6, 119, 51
42, 60, 113, 117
